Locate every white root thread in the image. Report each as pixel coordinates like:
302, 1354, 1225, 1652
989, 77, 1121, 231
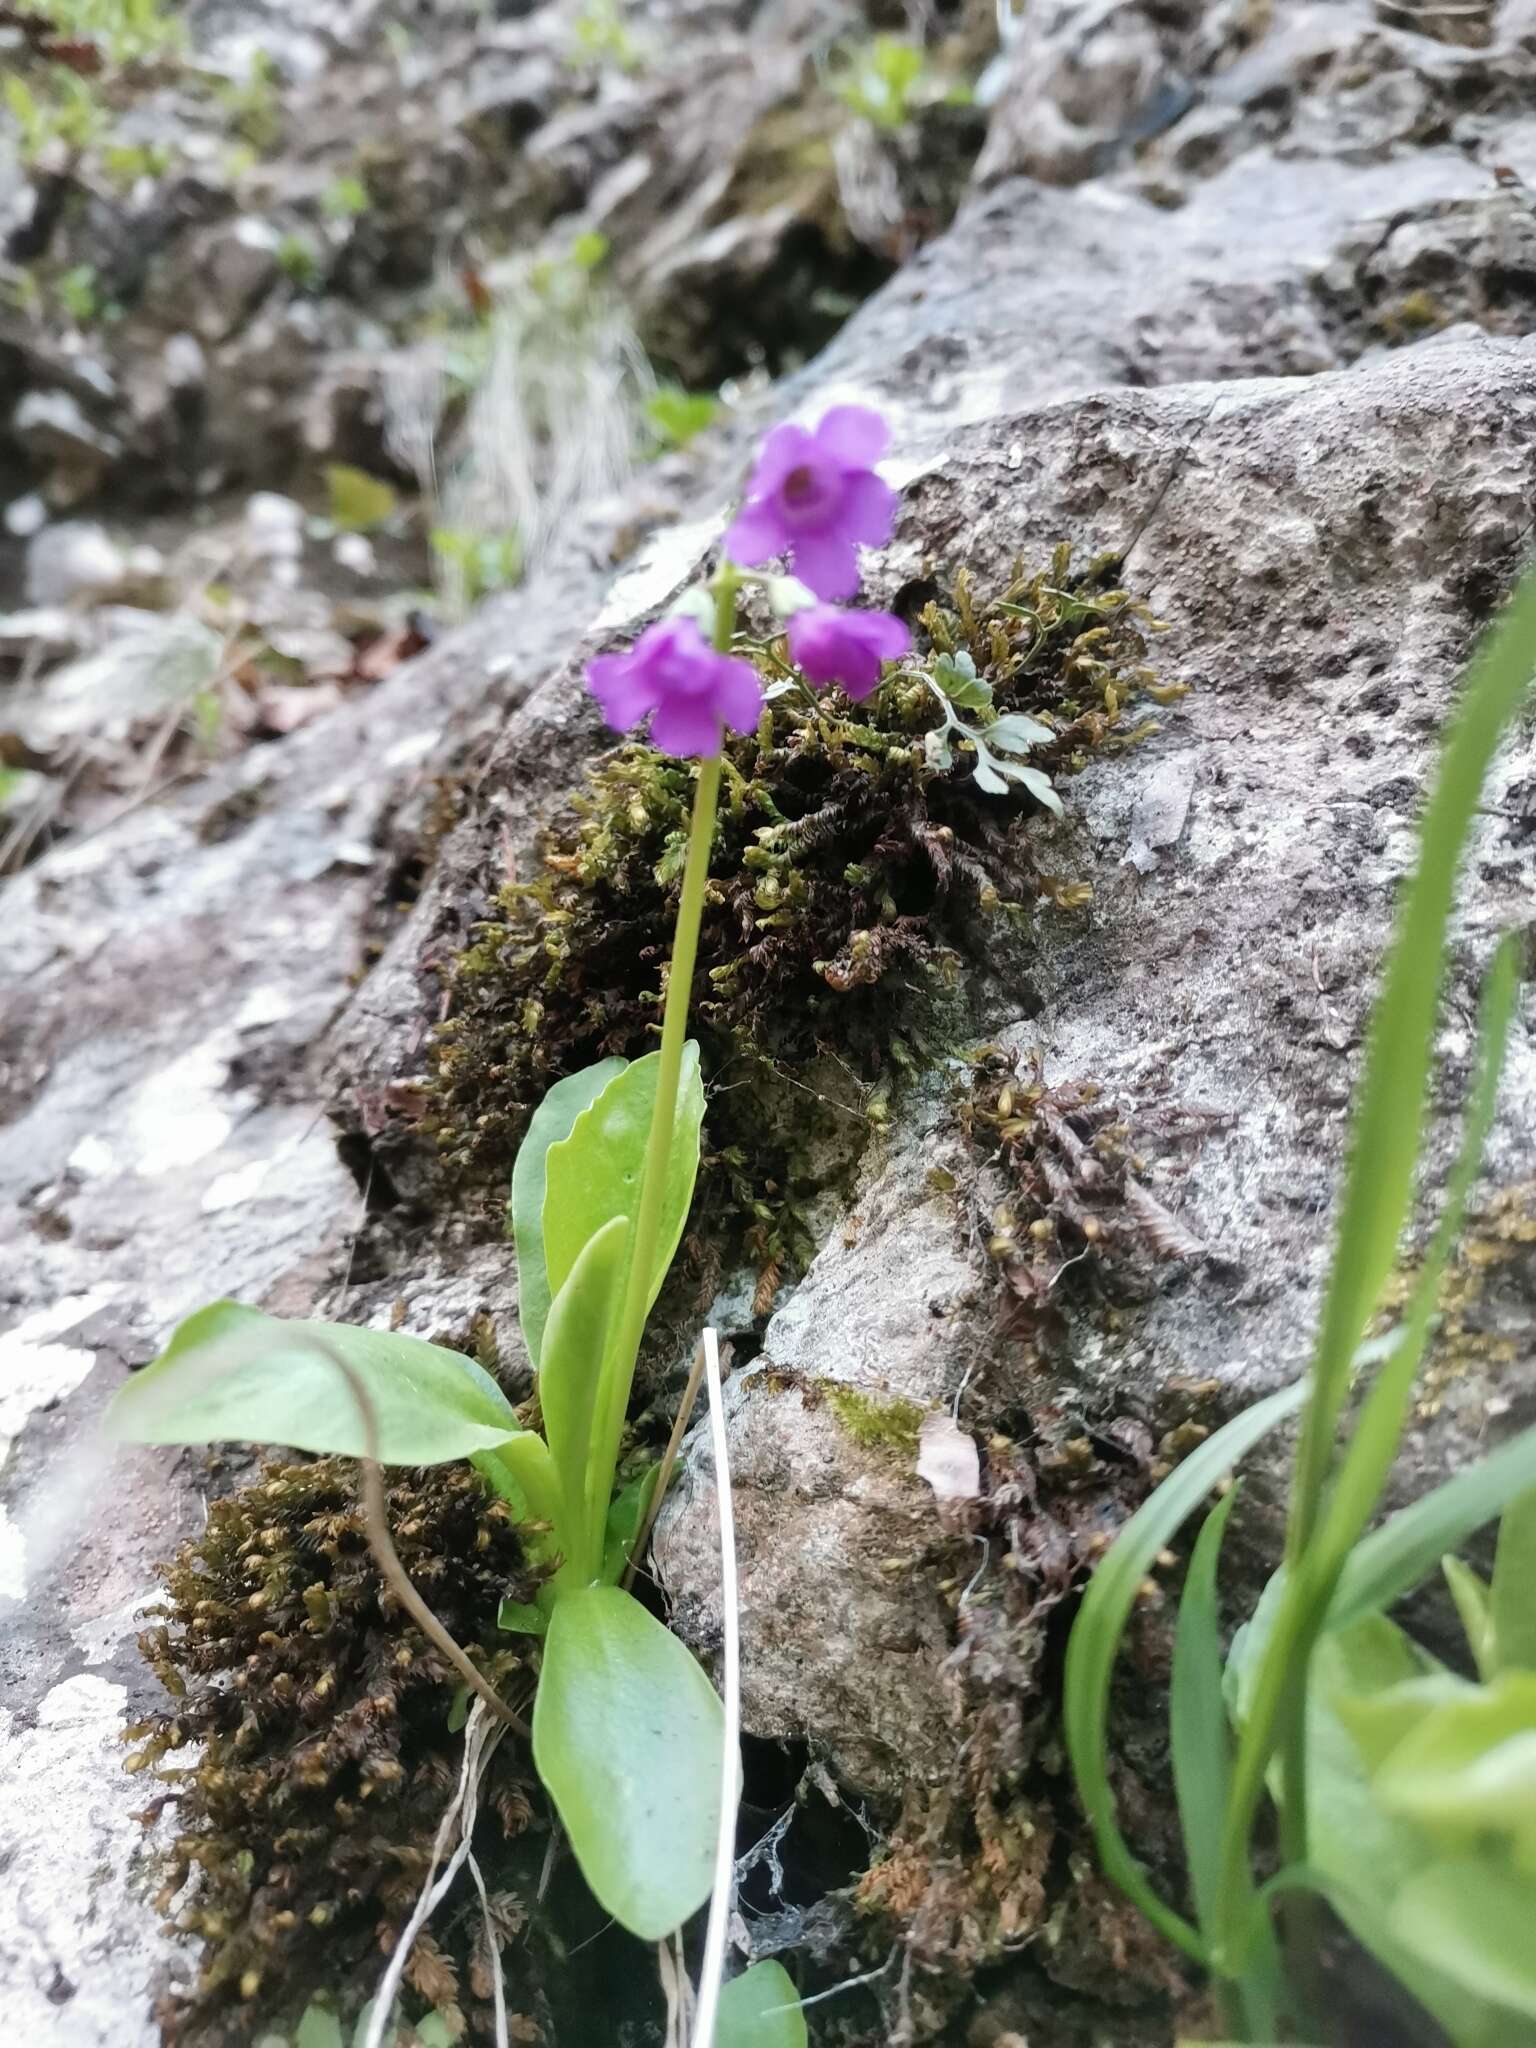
690, 1326, 742, 2048
363, 1699, 504, 2048
465, 1846, 510, 2048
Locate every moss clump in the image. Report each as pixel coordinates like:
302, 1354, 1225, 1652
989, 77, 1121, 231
1378, 1180, 1536, 1418
429, 549, 1173, 1296
819, 1381, 926, 1455
958, 1046, 1208, 1345
128, 1458, 543, 2047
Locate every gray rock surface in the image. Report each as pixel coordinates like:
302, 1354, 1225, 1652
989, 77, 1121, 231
5, 1, 1536, 2043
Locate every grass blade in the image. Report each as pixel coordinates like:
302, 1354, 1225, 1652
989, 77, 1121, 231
1172, 1487, 1238, 1942
1288, 566, 1536, 1553
1490, 1489, 1536, 1673
1063, 1378, 1306, 1961
1173, 1488, 1283, 2039
1311, 933, 1520, 1580
1331, 1420, 1536, 1628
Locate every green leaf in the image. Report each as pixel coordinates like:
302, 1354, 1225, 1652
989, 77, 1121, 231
325, 462, 396, 532
1332, 1419, 1536, 1630
497, 1597, 547, 1636
1307, 934, 1520, 1588
997, 757, 1063, 815
1063, 1376, 1306, 1961
971, 752, 1009, 797
1371, 1671, 1536, 1843
510, 1058, 627, 1371
540, 1215, 630, 1586
295, 2008, 344, 2048
986, 711, 1055, 753
104, 1301, 523, 1464
1492, 1490, 1536, 1673
1443, 1554, 1498, 1681
1294, 1620, 1513, 2044
1389, 1862, 1536, 2019
1332, 1672, 1473, 1776
932, 650, 990, 711
716, 1960, 807, 2048
531, 1583, 722, 1939
322, 173, 370, 219
646, 385, 720, 450
472, 1432, 561, 1524
1289, 565, 1536, 1542
543, 1045, 704, 1322
602, 1465, 657, 1583
1172, 1488, 1237, 1945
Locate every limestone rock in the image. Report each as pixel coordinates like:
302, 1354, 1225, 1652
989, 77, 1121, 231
6, 1, 1536, 2042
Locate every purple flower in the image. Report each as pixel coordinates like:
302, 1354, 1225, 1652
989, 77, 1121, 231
587, 614, 763, 757
724, 405, 898, 600
787, 604, 911, 702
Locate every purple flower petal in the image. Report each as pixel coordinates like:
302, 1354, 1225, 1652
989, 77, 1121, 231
587, 650, 655, 732
714, 656, 766, 733
790, 530, 860, 601
863, 611, 912, 659
747, 422, 816, 495
840, 470, 898, 548
723, 496, 791, 567
649, 694, 723, 756
815, 405, 890, 468
787, 605, 910, 701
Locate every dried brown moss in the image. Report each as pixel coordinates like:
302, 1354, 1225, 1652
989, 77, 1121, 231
128, 1458, 545, 2047
428, 549, 1174, 1299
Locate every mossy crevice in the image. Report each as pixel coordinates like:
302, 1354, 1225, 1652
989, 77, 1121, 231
128, 1458, 543, 2047
428, 548, 1174, 1304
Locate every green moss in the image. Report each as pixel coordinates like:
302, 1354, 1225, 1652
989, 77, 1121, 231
820, 1381, 926, 1454
428, 549, 1174, 1303
1379, 288, 1450, 344
128, 1458, 542, 2047
1377, 1180, 1536, 1417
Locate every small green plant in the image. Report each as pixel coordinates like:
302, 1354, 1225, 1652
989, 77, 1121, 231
27, 0, 184, 64
825, 33, 965, 131
109, 408, 923, 2042
429, 524, 522, 605
275, 230, 322, 290
215, 49, 282, 152
1065, 563, 1536, 2041
99, 138, 174, 189
321, 171, 371, 222
916, 646, 1061, 807
3, 70, 106, 160
645, 382, 721, 451
325, 463, 398, 533
565, 0, 644, 74
55, 262, 100, 326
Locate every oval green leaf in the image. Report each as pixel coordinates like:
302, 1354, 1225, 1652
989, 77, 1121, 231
531, 1582, 721, 1940
543, 1044, 704, 1318
104, 1301, 522, 1464
716, 1960, 807, 2048
540, 1214, 630, 1585
1389, 1861, 1536, 2020
511, 1057, 627, 1371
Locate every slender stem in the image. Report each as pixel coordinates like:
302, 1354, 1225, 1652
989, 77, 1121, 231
622, 1337, 708, 1593
306, 1333, 529, 1735
585, 571, 736, 1561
